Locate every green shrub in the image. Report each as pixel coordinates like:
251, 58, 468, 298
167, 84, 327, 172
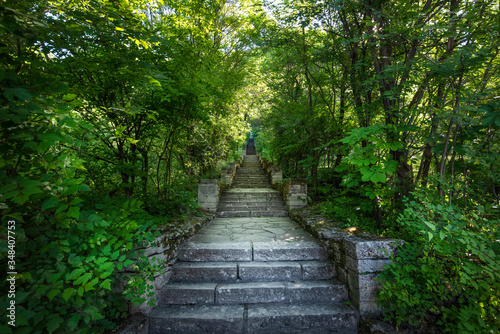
377, 187, 500, 333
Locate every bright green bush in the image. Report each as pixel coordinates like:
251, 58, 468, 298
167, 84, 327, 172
377, 186, 500, 333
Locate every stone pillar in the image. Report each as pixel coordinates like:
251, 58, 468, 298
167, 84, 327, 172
270, 166, 282, 184
220, 163, 236, 185
341, 238, 401, 316
197, 179, 220, 212
283, 178, 307, 210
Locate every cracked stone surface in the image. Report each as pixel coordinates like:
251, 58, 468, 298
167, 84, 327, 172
190, 217, 316, 243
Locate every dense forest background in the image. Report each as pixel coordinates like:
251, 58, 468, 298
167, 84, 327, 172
1, 0, 499, 333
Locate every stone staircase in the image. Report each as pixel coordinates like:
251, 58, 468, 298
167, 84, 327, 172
148, 149, 359, 333
217, 155, 288, 218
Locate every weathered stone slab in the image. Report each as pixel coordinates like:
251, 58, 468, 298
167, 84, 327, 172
149, 305, 244, 334
355, 300, 382, 317
158, 283, 217, 305
347, 272, 381, 302
154, 271, 171, 290
178, 242, 252, 262
344, 238, 402, 260
284, 280, 348, 303
253, 242, 327, 261
238, 262, 302, 281
300, 261, 335, 280
216, 282, 286, 304
172, 262, 238, 282
346, 256, 392, 273
247, 303, 358, 334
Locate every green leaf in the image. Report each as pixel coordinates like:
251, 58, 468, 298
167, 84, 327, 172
100, 279, 111, 290
74, 272, 92, 285
67, 206, 80, 219
47, 288, 60, 301
67, 314, 81, 331
62, 288, 74, 301
42, 198, 59, 211
46, 315, 64, 334
424, 221, 436, 231
67, 268, 84, 281
370, 172, 386, 183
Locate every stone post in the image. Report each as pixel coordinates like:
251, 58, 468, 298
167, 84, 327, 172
283, 178, 308, 210
341, 238, 401, 316
220, 163, 236, 185
270, 166, 283, 185
197, 179, 220, 212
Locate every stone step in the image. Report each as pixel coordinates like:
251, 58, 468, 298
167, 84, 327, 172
159, 280, 347, 305
232, 184, 272, 189
216, 205, 287, 212
217, 199, 285, 205
216, 210, 288, 218
220, 196, 283, 202
171, 261, 335, 283
234, 176, 268, 181
177, 242, 327, 262
149, 303, 358, 334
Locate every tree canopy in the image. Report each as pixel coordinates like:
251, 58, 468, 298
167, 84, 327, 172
1, 0, 499, 333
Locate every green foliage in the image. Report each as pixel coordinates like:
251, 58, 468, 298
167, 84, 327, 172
1, 0, 257, 333
318, 195, 378, 233
377, 184, 500, 333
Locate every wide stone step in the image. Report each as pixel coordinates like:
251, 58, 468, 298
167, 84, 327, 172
217, 199, 284, 205
149, 303, 358, 334
234, 177, 269, 181
159, 280, 347, 305
216, 205, 287, 212
216, 210, 288, 218
177, 242, 327, 262
221, 189, 282, 200
171, 261, 335, 283
232, 184, 272, 189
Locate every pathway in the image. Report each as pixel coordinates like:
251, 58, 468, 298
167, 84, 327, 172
148, 143, 359, 333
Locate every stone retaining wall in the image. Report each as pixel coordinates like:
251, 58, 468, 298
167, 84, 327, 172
124, 214, 215, 315
289, 207, 402, 316
259, 157, 308, 210
198, 157, 242, 212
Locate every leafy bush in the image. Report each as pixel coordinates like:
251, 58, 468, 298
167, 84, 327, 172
377, 186, 500, 333
318, 195, 378, 233
0, 84, 159, 333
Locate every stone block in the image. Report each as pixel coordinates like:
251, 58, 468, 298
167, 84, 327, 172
354, 300, 382, 317
347, 272, 381, 303
149, 305, 244, 334
344, 238, 402, 260
172, 262, 238, 282
159, 283, 217, 305
345, 256, 392, 273
253, 242, 327, 261
178, 242, 252, 262
154, 270, 172, 290
336, 266, 347, 284
216, 282, 286, 304
284, 281, 348, 303
301, 261, 335, 280
239, 262, 302, 282
247, 303, 358, 333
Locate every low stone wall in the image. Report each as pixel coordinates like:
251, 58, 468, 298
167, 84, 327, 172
289, 207, 401, 316
125, 214, 215, 315
197, 158, 242, 212
259, 157, 308, 210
